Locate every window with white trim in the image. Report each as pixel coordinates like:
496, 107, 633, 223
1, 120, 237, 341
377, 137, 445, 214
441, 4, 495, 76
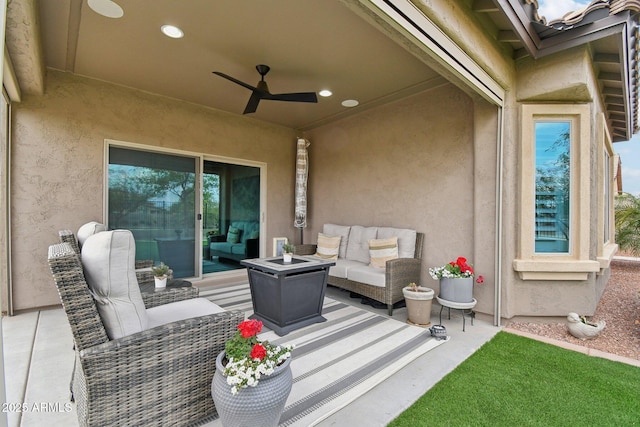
513, 104, 600, 280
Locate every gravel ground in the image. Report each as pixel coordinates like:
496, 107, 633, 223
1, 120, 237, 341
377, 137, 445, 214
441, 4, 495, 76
506, 258, 640, 361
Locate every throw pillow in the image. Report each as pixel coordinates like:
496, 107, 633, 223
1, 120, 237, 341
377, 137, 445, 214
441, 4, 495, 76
368, 237, 398, 269
315, 233, 341, 260
227, 226, 241, 244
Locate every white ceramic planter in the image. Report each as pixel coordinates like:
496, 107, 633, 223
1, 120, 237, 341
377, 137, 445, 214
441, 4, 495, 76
283, 253, 293, 263
154, 276, 167, 289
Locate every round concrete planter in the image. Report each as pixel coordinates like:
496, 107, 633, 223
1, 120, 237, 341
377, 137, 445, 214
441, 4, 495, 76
402, 286, 434, 327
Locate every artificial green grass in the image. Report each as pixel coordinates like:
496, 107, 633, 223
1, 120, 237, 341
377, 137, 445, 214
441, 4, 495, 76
389, 331, 640, 427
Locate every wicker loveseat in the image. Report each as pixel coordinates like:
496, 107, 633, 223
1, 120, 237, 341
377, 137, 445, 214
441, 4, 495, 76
296, 224, 424, 315
48, 233, 243, 426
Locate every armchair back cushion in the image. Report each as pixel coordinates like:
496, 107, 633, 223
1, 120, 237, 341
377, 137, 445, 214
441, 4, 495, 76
77, 221, 107, 248
81, 230, 149, 339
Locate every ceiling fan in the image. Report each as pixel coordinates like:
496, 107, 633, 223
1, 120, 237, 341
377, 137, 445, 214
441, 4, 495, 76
213, 64, 318, 114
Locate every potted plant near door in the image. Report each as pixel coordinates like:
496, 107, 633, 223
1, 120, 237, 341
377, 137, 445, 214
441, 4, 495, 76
282, 243, 295, 263
429, 256, 484, 303
152, 262, 170, 289
402, 282, 434, 327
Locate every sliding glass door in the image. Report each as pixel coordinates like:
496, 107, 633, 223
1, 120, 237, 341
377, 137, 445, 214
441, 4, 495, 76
107, 145, 263, 279
202, 160, 260, 274
108, 146, 197, 278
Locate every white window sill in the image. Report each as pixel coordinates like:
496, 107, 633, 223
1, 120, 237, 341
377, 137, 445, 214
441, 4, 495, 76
512, 259, 601, 280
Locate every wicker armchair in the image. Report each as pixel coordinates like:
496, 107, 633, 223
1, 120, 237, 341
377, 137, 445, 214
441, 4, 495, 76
48, 242, 244, 426
295, 232, 424, 316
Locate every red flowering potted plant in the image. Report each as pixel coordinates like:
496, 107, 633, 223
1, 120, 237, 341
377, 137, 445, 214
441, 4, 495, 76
429, 257, 484, 303
211, 319, 294, 427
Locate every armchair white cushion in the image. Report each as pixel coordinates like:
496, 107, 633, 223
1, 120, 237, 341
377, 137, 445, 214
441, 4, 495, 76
82, 230, 149, 339
77, 221, 107, 248
82, 229, 225, 340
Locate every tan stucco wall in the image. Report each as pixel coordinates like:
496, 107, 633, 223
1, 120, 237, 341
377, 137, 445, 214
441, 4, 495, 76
304, 83, 498, 312
10, 70, 297, 311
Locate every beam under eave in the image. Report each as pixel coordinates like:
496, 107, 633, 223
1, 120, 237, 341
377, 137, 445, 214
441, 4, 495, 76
594, 53, 621, 63
473, 0, 499, 13
5, 0, 46, 95
497, 30, 520, 42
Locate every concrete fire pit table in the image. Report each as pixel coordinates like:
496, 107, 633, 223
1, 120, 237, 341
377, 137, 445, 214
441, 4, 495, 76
241, 256, 336, 336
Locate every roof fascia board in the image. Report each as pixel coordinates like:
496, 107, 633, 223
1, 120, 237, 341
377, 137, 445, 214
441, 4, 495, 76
363, 0, 505, 106
495, 0, 543, 55
536, 13, 629, 58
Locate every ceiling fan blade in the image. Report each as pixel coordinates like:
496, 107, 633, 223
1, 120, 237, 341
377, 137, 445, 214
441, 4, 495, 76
267, 92, 318, 103
243, 90, 263, 114
212, 71, 260, 92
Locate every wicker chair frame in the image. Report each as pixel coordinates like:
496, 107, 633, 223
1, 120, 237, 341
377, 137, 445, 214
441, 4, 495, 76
296, 232, 424, 316
48, 242, 244, 426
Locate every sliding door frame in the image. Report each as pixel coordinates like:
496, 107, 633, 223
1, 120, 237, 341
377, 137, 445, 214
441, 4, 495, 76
104, 140, 267, 280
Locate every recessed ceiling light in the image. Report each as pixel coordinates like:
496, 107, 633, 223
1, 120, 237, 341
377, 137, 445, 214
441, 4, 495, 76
319, 90, 332, 97
161, 25, 184, 39
88, 0, 124, 18
342, 99, 359, 107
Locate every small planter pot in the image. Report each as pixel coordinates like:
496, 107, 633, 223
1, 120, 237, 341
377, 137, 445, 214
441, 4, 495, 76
282, 253, 293, 263
402, 286, 434, 327
439, 277, 473, 303
212, 351, 293, 427
154, 276, 167, 289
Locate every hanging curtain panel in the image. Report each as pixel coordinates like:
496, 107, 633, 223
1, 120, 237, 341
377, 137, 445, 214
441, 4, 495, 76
294, 138, 310, 229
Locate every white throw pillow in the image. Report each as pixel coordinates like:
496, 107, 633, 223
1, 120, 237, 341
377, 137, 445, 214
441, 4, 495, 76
81, 230, 148, 339
368, 237, 398, 268
77, 221, 107, 248
315, 233, 341, 260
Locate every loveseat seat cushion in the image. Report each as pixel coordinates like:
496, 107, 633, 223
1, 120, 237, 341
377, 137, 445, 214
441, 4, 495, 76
345, 226, 378, 264
147, 298, 225, 328
347, 265, 386, 287
81, 230, 149, 339
322, 224, 351, 258
329, 258, 365, 279
77, 221, 107, 248
377, 227, 417, 258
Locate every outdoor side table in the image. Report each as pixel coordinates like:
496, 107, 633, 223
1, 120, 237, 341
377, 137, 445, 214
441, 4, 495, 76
436, 296, 477, 332
241, 256, 335, 336
140, 278, 197, 307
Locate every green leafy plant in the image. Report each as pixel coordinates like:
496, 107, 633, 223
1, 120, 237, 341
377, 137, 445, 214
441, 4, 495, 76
282, 243, 295, 254
615, 192, 640, 255
222, 319, 293, 395
151, 262, 170, 277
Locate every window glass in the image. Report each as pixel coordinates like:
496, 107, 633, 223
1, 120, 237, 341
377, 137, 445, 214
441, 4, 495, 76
108, 146, 197, 278
534, 121, 571, 253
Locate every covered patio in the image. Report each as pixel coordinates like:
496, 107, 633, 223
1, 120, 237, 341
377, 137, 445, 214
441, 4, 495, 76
3, 284, 499, 427
1, 1, 639, 425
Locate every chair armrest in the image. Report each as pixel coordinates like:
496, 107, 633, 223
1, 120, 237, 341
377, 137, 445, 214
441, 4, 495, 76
294, 244, 317, 256
386, 258, 422, 288
141, 286, 199, 308
80, 310, 243, 359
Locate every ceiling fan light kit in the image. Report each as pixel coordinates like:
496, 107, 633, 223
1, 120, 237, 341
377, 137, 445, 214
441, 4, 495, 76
213, 64, 318, 114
